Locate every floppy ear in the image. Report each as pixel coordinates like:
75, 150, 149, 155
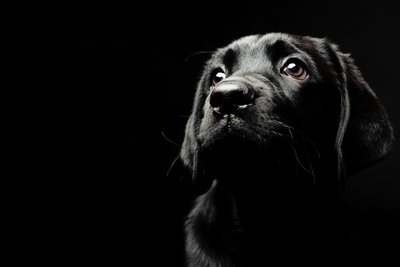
180, 69, 210, 178
180, 114, 198, 173
335, 51, 394, 176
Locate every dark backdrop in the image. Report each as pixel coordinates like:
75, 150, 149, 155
27, 2, 399, 265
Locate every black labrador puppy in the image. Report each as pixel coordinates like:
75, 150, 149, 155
180, 33, 394, 266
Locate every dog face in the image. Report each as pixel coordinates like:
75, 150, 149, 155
181, 33, 393, 186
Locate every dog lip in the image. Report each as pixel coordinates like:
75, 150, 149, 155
226, 114, 233, 133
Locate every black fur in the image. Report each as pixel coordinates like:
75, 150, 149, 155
180, 33, 394, 266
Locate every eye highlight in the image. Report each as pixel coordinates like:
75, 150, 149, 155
280, 58, 308, 80
211, 69, 226, 86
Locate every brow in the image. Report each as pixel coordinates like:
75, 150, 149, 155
266, 40, 298, 64
221, 48, 237, 71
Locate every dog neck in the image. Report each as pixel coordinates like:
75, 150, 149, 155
185, 156, 352, 266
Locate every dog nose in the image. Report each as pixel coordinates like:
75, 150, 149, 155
210, 82, 254, 114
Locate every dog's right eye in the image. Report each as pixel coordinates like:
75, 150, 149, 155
211, 70, 226, 86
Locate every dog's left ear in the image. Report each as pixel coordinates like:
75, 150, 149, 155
332, 46, 395, 176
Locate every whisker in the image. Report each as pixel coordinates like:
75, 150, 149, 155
192, 153, 198, 181
274, 128, 317, 184
166, 151, 181, 177
161, 131, 180, 147
268, 119, 321, 158
290, 140, 312, 175
185, 51, 212, 62
309, 160, 316, 186
287, 128, 316, 183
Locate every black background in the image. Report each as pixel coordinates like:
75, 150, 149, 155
27, 1, 399, 265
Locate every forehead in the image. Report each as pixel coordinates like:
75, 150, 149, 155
229, 33, 297, 50
212, 33, 316, 67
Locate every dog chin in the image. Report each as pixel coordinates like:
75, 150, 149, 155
198, 129, 283, 169
199, 115, 267, 150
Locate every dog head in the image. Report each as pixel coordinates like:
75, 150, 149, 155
180, 33, 394, 188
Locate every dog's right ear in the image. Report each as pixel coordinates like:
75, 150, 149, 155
180, 65, 211, 178
180, 114, 198, 172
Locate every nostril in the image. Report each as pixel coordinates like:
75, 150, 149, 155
209, 89, 224, 109
210, 83, 254, 114
232, 87, 254, 106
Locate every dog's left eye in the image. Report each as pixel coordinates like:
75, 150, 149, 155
281, 58, 308, 80
211, 70, 226, 86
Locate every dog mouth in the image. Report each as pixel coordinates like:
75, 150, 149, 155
196, 123, 295, 193
195, 113, 319, 193
199, 115, 247, 151
199, 112, 272, 151
225, 114, 235, 134
198, 114, 285, 162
